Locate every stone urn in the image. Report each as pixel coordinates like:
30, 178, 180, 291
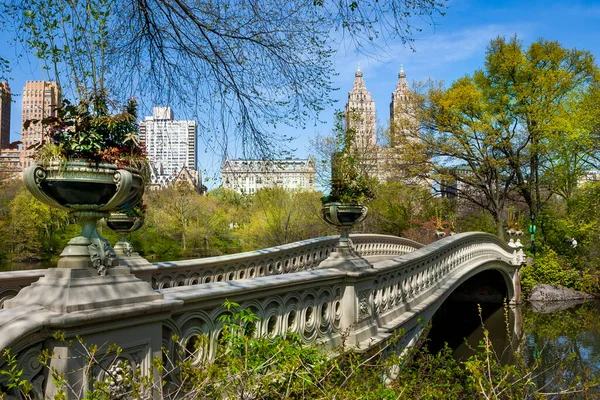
321, 202, 368, 254
106, 212, 144, 257
23, 160, 145, 275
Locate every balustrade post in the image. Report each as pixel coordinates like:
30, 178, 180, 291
337, 275, 380, 347
42, 317, 168, 399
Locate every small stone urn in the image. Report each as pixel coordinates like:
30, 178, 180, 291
106, 212, 144, 257
321, 202, 368, 253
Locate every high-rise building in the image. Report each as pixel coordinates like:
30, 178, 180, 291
139, 106, 198, 188
345, 66, 376, 151
0, 82, 11, 150
221, 158, 316, 195
21, 81, 60, 167
389, 65, 417, 146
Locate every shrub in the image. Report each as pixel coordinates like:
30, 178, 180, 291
520, 248, 581, 295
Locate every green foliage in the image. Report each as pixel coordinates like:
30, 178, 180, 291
323, 111, 377, 204
239, 187, 328, 250
0, 349, 33, 396
17, 0, 147, 168
366, 181, 437, 237
415, 35, 600, 235
6, 186, 70, 261
521, 248, 581, 294
456, 210, 498, 235
29, 95, 146, 167
5, 302, 600, 399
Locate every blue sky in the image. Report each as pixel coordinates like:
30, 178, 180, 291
2, 0, 600, 187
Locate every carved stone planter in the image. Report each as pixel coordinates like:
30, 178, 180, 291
321, 202, 368, 230
23, 160, 145, 275
106, 212, 144, 257
319, 202, 371, 270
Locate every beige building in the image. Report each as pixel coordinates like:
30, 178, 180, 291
0, 82, 11, 150
0, 149, 25, 181
21, 81, 60, 167
345, 66, 376, 151
389, 65, 418, 146
221, 158, 316, 195
343, 66, 424, 185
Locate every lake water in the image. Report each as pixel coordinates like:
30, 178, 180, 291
0, 260, 56, 272
427, 300, 600, 398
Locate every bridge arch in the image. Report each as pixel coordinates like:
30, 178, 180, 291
372, 256, 519, 355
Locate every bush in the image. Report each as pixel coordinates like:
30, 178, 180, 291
521, 248, 581, 295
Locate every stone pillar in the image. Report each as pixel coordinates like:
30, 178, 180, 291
44, 318, 166, 399
335, 271, 379, 348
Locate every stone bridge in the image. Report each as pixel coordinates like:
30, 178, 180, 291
0, 232, 522, 398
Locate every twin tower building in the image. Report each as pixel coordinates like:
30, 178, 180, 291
346, 64, 415, 148
222, 66, 416, 195
345, 65, 417, 182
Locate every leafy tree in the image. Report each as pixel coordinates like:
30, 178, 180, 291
0, 181, 22, 260
409, 36, 600, 236
7, 186, 69, 261
3, 0, 447, 158
366, 181, 435, 237
240, 188, 327, 250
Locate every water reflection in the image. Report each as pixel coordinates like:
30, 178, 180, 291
0, 261, 55, 272
427, 300, 600, 397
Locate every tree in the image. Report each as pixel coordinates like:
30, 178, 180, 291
410, 36, 600, 236
3, 0, 447, 158
145, 184, 199, 251
7, 186, 69, 261
366, 181, 435, 237
240, 188, 327, 249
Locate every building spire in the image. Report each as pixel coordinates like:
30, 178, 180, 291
396, 64, 407, 91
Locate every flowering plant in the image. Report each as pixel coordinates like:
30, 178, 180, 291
17, 0, 147, 170
25, 91, 146, 168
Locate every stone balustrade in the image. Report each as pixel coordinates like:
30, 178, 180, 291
156, 233, 517, 360
0, 234, 423, 307
138, 234, 423, 289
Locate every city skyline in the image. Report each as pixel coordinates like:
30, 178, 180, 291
1, 0, 599, 186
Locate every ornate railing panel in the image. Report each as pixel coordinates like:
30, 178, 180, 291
159, 268, 348, 360
362, 235, 515, 333
131, 234, 423, 289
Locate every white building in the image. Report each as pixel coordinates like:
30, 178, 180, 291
139, 107, 198, 189
221, 158, 316, 195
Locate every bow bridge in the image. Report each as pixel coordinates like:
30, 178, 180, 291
0, 232, 522, 398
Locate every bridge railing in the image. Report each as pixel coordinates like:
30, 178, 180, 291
157, 232, 518, 358
0, 232, 519, 398
0, 234, 423, 308
137, 234, 423, 289
358, 233, 516, 341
